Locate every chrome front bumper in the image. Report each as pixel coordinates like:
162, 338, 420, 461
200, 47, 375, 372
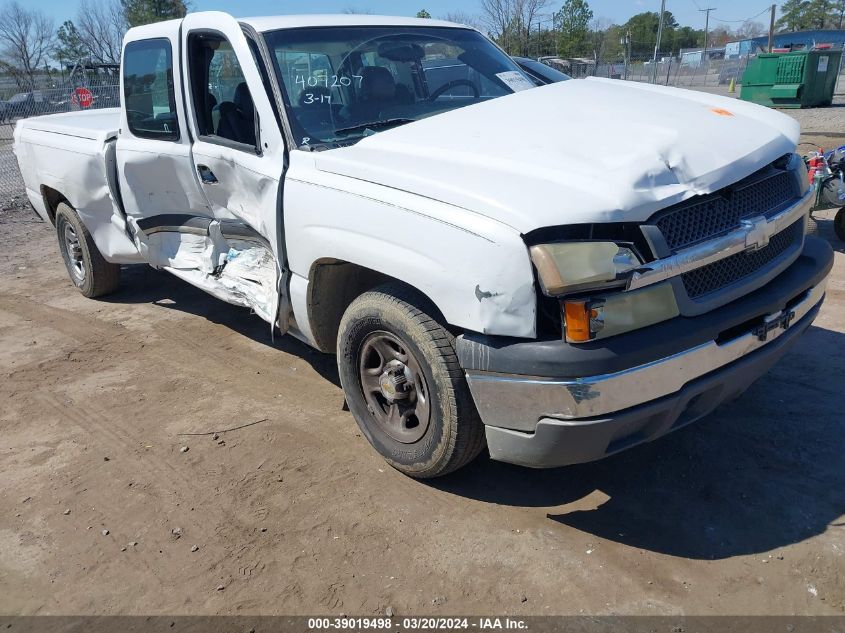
466, 279, 826, 434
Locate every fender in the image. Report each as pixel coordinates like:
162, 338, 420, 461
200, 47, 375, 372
284, 151, 537, 339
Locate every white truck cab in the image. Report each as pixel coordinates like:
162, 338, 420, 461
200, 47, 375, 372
14, 12, 833, 477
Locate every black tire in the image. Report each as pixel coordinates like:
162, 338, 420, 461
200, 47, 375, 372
55, 202, 120, 298
835, 208, 845, 242
807, 212, 821, 237
337, 283, 485, 478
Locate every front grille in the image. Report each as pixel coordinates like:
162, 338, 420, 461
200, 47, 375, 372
681, 219, 804, 299
655, 170, 796, 251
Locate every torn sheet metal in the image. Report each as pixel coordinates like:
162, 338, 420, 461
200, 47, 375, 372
216, 244, 278, 323
128, 217, 279, 325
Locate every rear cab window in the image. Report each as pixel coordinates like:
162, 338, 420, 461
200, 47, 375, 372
123, 38, 179, 141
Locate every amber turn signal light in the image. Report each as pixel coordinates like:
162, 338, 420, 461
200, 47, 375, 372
562, 300, 602, 343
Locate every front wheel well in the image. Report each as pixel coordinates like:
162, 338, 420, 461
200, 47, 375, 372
306, 259, 447, 353
40, 185, 68, 225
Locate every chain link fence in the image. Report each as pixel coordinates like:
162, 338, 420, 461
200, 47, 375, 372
0, 79, 119, 211
589, 52, 845, 93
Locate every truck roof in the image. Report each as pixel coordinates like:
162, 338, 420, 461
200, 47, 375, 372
123, 13, 470, 43
240, 14, 468, 32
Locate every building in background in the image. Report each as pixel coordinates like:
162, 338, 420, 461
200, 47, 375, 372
732, 30, 845, 58
677, 30, 845, 67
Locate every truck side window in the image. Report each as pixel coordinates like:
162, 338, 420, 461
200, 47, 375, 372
123, 38, 179, 141
188, 34, 257, 149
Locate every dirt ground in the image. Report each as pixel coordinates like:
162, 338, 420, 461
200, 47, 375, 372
1, 111, 844, 617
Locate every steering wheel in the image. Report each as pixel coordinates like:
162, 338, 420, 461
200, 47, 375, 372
429, 79, 480, 101
125, 109, 148, 124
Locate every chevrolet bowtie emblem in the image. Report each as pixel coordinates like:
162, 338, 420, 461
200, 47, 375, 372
741, 215, 770, 251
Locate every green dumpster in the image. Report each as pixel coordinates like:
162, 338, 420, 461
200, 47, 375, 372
740, 49, 842, 108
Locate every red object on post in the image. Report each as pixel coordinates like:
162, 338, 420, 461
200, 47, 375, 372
72, 87, 94, 109
807, 149, 825, 185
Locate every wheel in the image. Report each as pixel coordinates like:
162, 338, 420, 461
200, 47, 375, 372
807, 211, 820, 237
429, 79, 480, 101
337, 283, 486, 478
55, 202, 120, 298
835, 208, 845, 242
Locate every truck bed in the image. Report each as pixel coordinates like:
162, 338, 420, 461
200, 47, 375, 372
18, 108, 120, 144
14, 106, 143, 263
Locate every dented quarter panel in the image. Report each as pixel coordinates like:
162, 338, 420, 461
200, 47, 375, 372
14, 110, 144, 263
285, 150, 537, 339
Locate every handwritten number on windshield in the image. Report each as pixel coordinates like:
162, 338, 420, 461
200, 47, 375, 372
295, 74, 364, 90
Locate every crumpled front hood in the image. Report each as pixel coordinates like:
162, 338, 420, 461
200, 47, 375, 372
313, 78, 799, 233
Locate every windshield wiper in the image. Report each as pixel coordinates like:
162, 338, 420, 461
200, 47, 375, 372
334, 118, 416, 137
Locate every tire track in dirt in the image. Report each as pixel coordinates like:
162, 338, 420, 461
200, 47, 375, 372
0, 296, 299, 599
32, 390, 283, 603
2, 290, 497, 564
0, 259, 696, 614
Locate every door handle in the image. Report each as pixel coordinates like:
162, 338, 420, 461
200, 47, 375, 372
197, 164, 218, 185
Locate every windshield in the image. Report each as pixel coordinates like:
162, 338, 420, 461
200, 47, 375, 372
262, 26, 536, 148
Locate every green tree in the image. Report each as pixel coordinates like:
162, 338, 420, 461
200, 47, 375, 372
554, 0, 593, 57
623, 11, 678, 57
835, 0, 845, 27
121, 0, 188, 27
671, 25, 703, 51
416, 9, 431, 18
776, 0, 811, 31
55, 20, 87, 67
807, 0, 836, 27
594, 23, 624, 61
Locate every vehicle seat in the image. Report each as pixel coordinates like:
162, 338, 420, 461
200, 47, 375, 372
205, 92, 218, 134
349, 66, 398, 120
216, 82, 255, 146
296, 86, 335, 136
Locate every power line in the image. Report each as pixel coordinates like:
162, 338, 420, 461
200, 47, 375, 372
710, 6, 772, 23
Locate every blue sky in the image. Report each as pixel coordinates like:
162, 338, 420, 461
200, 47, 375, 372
31, 0, 779, 32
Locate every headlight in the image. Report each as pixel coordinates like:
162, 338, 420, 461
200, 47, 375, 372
529, 241, 643, 296
787, 152, 810, 196
561, 282, 679, 343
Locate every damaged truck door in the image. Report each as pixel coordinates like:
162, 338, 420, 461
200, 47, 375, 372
120, 16, 285, 327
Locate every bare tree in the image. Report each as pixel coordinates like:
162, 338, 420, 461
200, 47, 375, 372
440, 11, 483, 30
0, 1, 54, 90
522, 0, 549, 54
341, 6, 374, 14
588, 16, 613, 60
480, 0, 552, 55
76, 0, 126, 65
735, 19, 766, 38
480, 0, 517, 52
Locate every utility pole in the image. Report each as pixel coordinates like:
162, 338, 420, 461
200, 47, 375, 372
652, 0, 667, 83
767, 4, 776, 52
622, 30, 631, 80
700, 7, 716, 70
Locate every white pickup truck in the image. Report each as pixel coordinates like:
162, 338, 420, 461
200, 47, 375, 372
14, 12, 833, 477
